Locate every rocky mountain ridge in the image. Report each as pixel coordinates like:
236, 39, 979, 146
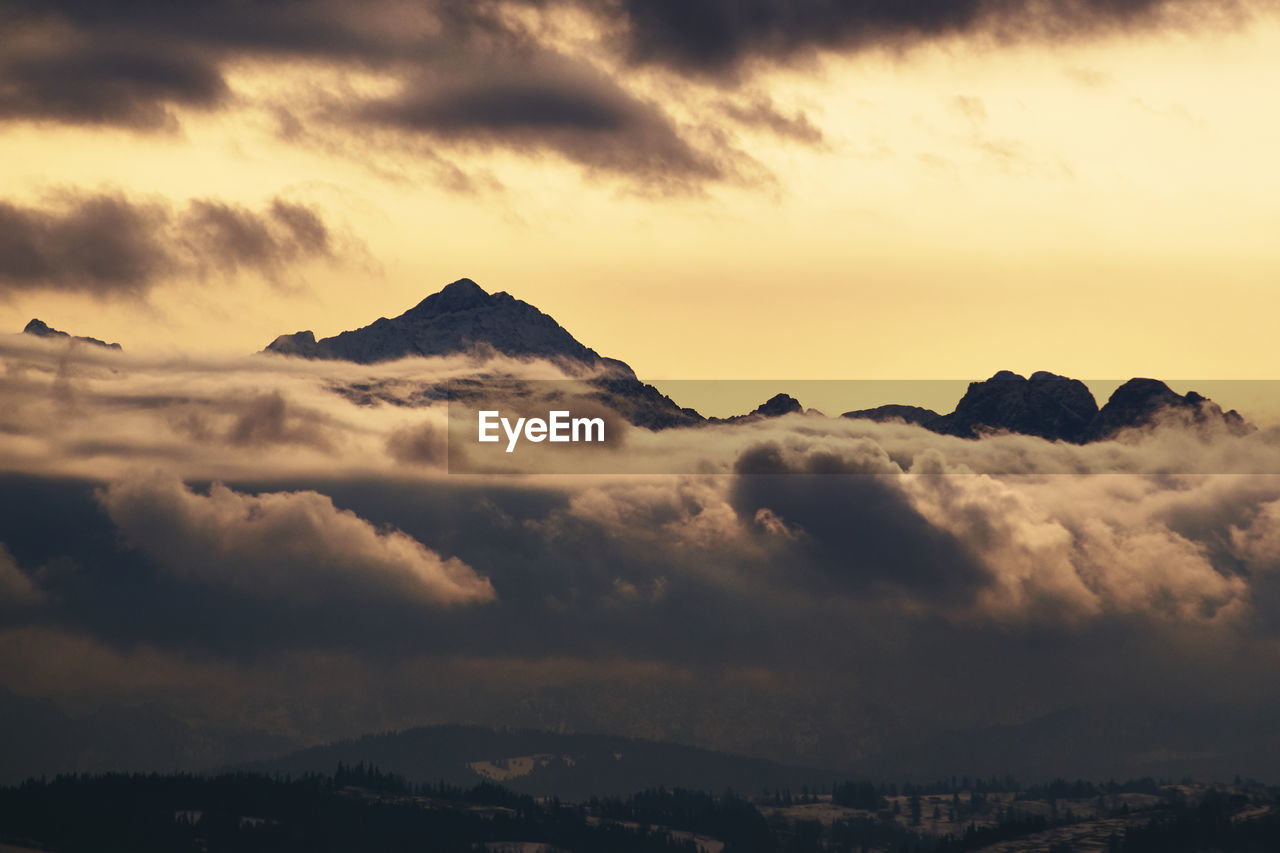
843, 370, 1252, 443
16, 280, 1252, 442
260, 279, 1253, 439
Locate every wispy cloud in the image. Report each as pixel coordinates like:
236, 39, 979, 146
0, 193, 341, 298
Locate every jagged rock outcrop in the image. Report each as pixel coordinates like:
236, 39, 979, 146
930, 370, 1099, 442
1090, 378, 1252, 440
846, 370, 1252, 443
708, 393, 804, 425
23, 319, 121, 351
753, 393, 803, 418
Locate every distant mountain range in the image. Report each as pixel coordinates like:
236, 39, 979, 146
233, 707, 1280, 793
0, 686, 827, 796
0, 688, 291, 786
232, 725, 835, 801
259, 277, 1252, 440
11, 680, 1280, 790
18, 279, 1253, 441
845, 370, 1251, 443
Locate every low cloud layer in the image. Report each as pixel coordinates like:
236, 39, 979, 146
6, 338, 1280, 775
0, 193, 337, 297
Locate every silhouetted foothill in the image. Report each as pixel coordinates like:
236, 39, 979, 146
22, 318, 121, 350
841, 404, 941, 426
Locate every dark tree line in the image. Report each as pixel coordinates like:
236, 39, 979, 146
0, 771, 699, 853
831, 775, 1170, 809
1017, 777, 1165, 802
1120, 791, 1280, 853
5, 768, 1277, 853
594, 787, 775, 853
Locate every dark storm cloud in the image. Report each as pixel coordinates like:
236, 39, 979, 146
369, 80, 634, 134
729, 442, 989, 604
354, 56, 733, 186
2, 0, 1241, 72
0, 194, 171, 298
0, 42, 227, 130
0, 0, 746, 187
0, 0, 421, 64
0, 0, 1250, 188
5, 469, 1279, 780
607, 0, 1245, 74
0, 193, 338, 297
0, 543, 42, 608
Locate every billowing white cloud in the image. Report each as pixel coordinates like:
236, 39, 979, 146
1231, 499, 1280, 565
901, 464, 1249, 623
98, 473, 494, 607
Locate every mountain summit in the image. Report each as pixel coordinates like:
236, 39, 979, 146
23, 319, 121, 351
264, 278, 703, 429
265, 278, 628, 373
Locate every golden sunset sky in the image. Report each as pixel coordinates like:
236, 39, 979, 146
2, 1, 1277, 383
